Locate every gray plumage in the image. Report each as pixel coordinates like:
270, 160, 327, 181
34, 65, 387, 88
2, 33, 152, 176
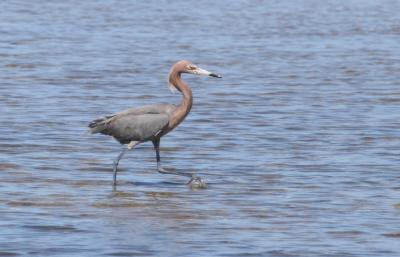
89, 103, 176, 144
87, 60, 221, 188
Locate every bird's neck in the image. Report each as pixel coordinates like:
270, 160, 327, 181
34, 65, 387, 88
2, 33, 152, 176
169, 72, 193, 129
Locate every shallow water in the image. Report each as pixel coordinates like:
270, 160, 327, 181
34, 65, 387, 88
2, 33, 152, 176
1, 0, 400, 256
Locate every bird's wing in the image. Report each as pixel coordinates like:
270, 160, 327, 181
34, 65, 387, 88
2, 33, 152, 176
90, 104, 176, 143
104, 113, 170, 143
116, 104, 177, 117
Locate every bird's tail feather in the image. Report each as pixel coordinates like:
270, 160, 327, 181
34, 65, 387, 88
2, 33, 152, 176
88, 116, 111, 134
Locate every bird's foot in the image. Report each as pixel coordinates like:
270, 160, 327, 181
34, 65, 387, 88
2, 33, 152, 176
187, 175, 207, 189
157, 166, 193, 177
157, 166, 207, 188
157, 166, 178, 175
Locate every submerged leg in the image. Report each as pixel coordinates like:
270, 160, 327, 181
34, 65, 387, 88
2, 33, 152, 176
152, 139, 206, 188
112, 141, 138, 187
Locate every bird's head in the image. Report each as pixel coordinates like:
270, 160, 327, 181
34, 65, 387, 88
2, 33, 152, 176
175, 60, 222, 78
168, 60, 222, 93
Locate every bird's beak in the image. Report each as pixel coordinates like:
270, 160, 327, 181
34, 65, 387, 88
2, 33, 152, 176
209, 73, 222, 78
195, 68, 222, 78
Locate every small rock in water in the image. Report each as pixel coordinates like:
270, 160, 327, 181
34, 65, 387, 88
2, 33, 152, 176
188, 176, 207, 189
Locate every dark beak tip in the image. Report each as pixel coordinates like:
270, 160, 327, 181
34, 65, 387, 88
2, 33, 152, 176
210, 73, 222, 78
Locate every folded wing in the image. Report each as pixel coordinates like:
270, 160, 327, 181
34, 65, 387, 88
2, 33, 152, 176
89, 104, 176, 144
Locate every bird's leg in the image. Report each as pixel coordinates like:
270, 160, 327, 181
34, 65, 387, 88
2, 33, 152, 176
152, 139, 205, 187
127, 141, 139, 150
152, 139, 184, 176
112, 141, 138, 187
113, 147, 127, 187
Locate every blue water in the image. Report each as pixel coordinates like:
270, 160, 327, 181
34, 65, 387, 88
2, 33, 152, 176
0, 0, 399, 256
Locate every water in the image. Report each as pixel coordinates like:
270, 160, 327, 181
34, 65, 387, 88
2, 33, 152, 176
1, 0, 399, 256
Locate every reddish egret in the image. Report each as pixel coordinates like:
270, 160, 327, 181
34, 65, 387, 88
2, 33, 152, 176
88, 60, 221, 187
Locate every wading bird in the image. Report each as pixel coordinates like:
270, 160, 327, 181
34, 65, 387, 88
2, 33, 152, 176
88, 60, 221, 187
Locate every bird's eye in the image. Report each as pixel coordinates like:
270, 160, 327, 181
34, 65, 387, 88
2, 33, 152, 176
188, 65, 197, 70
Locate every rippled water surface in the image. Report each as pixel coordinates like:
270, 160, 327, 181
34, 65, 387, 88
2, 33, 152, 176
1, 0, 400, 256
